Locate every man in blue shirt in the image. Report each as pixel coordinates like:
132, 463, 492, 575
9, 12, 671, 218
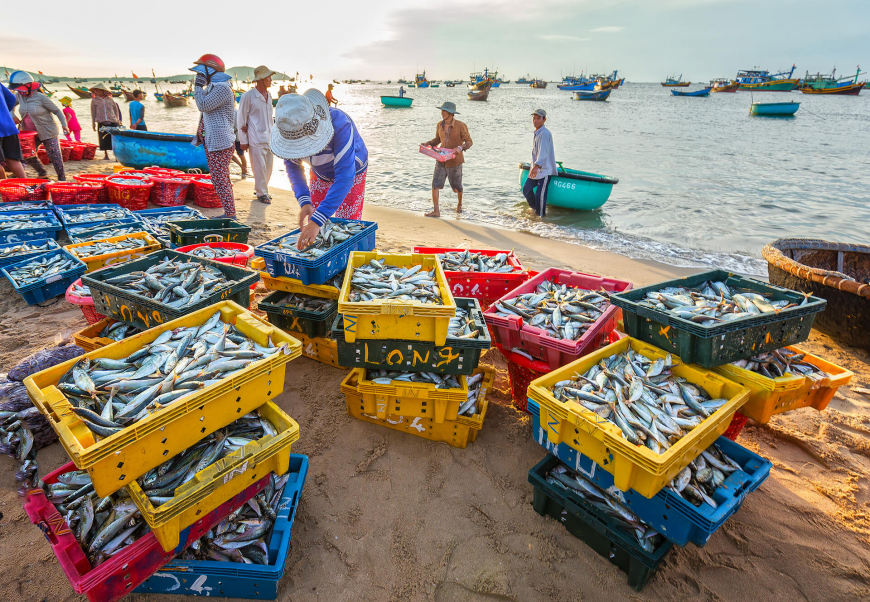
129, 90, 146, 131
0, 82, 26, 178
524, 108, 557, 217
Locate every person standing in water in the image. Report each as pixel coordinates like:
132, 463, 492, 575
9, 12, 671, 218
422, 101, 472, 217
523, 108, 556, 218
128, 90, 147, 131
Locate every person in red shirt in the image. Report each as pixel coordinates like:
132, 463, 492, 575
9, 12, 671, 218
325, 84, 338, 107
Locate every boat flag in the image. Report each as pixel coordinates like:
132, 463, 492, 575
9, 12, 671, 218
38, 70, 43, 75
132, 72, 139, 79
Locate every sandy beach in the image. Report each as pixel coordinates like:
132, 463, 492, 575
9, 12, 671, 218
1, 161, 869, 602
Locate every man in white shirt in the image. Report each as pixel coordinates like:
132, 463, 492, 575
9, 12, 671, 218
524, 108, 557, 217
237, 65, 276, 204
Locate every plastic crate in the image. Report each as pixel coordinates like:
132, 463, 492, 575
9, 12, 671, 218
23, 300, 302, 497
56, 204, 136, 227
82, 249, 259, 331
354, 366, 470, 424
527, 336, 750, 498
47, 182, 103, 205
0, 199, 52, 211
137, 206, 206, 242
66, 217, 143, 238
66, 278, 106, 324
64, 231, 162, 272
127, 401, 300, 551
529, 454, 673, 591
332, 297, 490, 375
711, 345, 853, 424
69, 143, 85, 161
2, 247, 87, 305
106, 175, 154, 211
483, 268, 633, 370
254, 218, 378, 285
18, 131, 38, 157
413, 246, 529, 304
609, 270, 827, 368
81, 143, 97, 160
0, 211, 63, 243
0, 237, 60, 269
528, 400, 772, 547
342, 367, 492, 449
60, 144, 72, 161
722, 412, 748, 440
23, 461, 271, 602
338, 251, 457, 345
72, 175, 110, 203
0, 178, 49, 202
259, 289, 338, 338
191, 176, 223, 208
148, 176, 190, 207
73, 317, 122, 351
69, 223, 151, 244
251, 257, 343, 298
175, 242, 255, 266
135, 455, 309, 600
295, 332, 342, 368
168, 218, 251, 246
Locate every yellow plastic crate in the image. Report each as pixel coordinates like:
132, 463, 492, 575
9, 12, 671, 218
24, 301, 302, 498
127, 400, 299, 551
251, 257, 341, 299
712, 345, 853, 424
528, 337, 750, 498
72, 317, 121, 352
355, 367, 469, 423
296, 332, 342, 368
64, 231, 161, 272
342, 366, 492, 449
337, 251, 456, 345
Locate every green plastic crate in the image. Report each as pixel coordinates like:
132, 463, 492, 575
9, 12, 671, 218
258, 290, 338, 338
167, 219, 251, 246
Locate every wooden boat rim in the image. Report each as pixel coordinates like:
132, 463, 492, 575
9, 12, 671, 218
762, 238, 870, 299
518, 163, 618, 185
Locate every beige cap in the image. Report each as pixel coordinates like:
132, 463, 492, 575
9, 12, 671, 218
253, 65, 276, 81
89, 82, 112, 93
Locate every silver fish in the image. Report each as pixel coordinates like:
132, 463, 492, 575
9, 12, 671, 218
347, 259, 443, 304
640, 281, 793, 325
437, 250, 515, 274
260, 219, 367, 259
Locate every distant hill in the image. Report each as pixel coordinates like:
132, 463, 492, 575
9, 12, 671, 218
225, 66, 294, 82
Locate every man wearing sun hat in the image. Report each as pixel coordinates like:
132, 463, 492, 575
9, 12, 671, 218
270, 89, 368, 250
238, 65, 276, 204
422, 101, 472, 217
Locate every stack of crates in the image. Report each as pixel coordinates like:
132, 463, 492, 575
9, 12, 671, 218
334, 251, 493, 448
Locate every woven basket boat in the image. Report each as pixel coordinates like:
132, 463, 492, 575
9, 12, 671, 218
762, 238, 870, 349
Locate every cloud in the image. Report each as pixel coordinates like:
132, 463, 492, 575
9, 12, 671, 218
590, 26, 625, 33
540, 34, 589, 42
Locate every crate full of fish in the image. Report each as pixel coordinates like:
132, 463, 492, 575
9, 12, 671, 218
136, 206, 206, 244
168, 218, 252, 246
68, 222, 149, 244
126, 401, 300, 551
483, 268, 633, 370
528, 398, 772, 547
413, 247, 529, 304
82, 249, 259, 331
65, 231, 162, 273
529, 454, 673, 591
295, 331, 342, 368
254, 218, 377, 285
0, 208, 63, 242
251, 256, 344, 299
22, 460, 273, 602
527, 336, 749, 498
0, 237, 60, 269
73, 318, 143, 352
134, 456, 308, 599
354, 366, 472, 424
608, 269, 827, 368
2, 247, 88, 305
711, 345, 853, 424
0, 199, 53, 211
332, 297, 491, 375
175, 242, 256, 266
23, 302, 302, 498
338, 251, 456, 345
342, 367, 491, 449
258, 289, 338, 338
55, 204, 137, 228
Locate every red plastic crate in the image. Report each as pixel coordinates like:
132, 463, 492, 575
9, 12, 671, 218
65, 278, 107, 324
106, 175, 154, 211
72, 174, 110, 203
60, 145, 72, 162
175, 242, 254, 266
37, 147, 50, 165
18, 131, 38, 158
723, 412, 748, 440
23, 461, 270, 602
47, 182, 102, 205
413, 246, 530, 304
149, 176, 190, 207
192, 176, 222, 208
0, 178, 49, 202
483, 268, 633, 370
81, 144, 97, 160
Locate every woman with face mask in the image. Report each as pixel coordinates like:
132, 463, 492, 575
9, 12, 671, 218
8, 71, 69, 180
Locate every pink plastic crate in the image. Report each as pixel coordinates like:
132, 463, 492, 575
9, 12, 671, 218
419, 144, 456, 162
413, 246, 530, 304
23, 461, 269, 602
483, 268, 633, 370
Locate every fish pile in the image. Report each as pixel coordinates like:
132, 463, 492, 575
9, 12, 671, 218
107, 176, 150, 185
461, 371, 485, 417
58, 311, 288, 437
0, 212, 51, 223
70, 236, 151, 259
136, 410, 278, 506
259, 220, 366, 259
666, 443, 743, 508
176, 471, 289, 564
0, 201, 50, 211
548, 347, 728, 454
69, 282, 92, 297
447, 305, 480, 339
731, 347, 830, 380
194, 178, 213, 185
139, 208, 205, 238
44, 470, 149, 566
546, 461, 663, 553
101, 257, 242, 309
638, 280, 805, 325
0, 240, 55, 260
438, 251, 516, 273
71, 225, 144, 243
97, 321, 142, 342
493, 279, 610, 341
188, 246, 245, 260
366, 368, 461, 390
347, 260, 443, 304
267, 291, 334, 313
0, 217, 56, 231
6, 252, 80, 287
63, 207, 131, 225
0, 405, 57, 484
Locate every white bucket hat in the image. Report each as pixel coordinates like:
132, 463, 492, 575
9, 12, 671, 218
270, 89, 333, 160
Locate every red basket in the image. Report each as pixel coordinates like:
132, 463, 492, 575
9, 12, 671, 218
0, 178, 50, 202
17, 131, 38, 158
106, 175, 154, 211
723, 412, 748, 441
192, 176, 222, 208
143, 166, 184, 177
149, 176, 190, 207
65, 278, 106, 324
171, 172, 204, 200
72, 174, 110, 203
36, 147, 50, 165
69, 144, 85, 161
60, 145, 72, 162
413, 246, 530, 304
81, 143, 97, 160
46, 181, 102, 205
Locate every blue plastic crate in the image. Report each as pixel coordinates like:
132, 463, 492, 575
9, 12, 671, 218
2, 247, 87, 305
138, 207, 206, 246
0, 237, 60, 269
55, 203, 135, 227
527, 399, 771, 547
134, 454, 309, 600
255, 218, 377, 285
66, 217, 144, 236
0, 211, 64, 243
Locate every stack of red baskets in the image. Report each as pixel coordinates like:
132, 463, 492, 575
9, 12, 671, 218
106, 175, 154, 211
192, 176, 222, 208
46, 181, 103, 205
81, 144, 97, 160
17, 132, 38, 158
72, 174, 110, 203
0, 178, 49, 202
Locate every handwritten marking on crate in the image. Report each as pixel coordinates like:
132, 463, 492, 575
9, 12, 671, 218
304, 342, 316, 357
222, 460, 249, 484
436, 348, 460, 367
364, 412, 427, 432
344, 315, 357, 334
660, 325, 670, 338
280, 261, 302, 278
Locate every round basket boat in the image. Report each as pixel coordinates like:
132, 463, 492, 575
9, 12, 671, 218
762, 238, 870, 349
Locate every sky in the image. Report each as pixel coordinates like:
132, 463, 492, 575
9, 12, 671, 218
3, 0, 868, 81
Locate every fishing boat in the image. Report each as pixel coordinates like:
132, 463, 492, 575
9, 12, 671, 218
154, 92, 164, 102
800, 67, 865, 95
414, 72, 430, 88
710, 78, 739, 92
557, 74, 592, 91
430, 83, 440, 88
121, 89, 136, 102
66, 84, 92, 99
750, 101, 799, 116
530, 79, 547, 89
516, 75, 532, 85
108, 128, 207, 171
763, 238, 870, 349
518, 162, 618, 210
469, 68, 497, 89
163, 92, 189, 107
467, 78, 491, 101
671, 87, 712, 97
611, 77, 625, 89
445, 82, 456, 87
381, 95, 413, 107
661, 74, 690, 87
736, 65, 799, 91
573, 89, 611, 101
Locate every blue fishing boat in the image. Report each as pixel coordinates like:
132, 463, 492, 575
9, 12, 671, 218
518, 163, 618, 210
154, 92, 163, 102
750, 101, 799, 116
108, 128, 208, 171
558, 74, 593, 91
573, 89, 611, 101
414, 72, 430, 88
671, 87, 712, 97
